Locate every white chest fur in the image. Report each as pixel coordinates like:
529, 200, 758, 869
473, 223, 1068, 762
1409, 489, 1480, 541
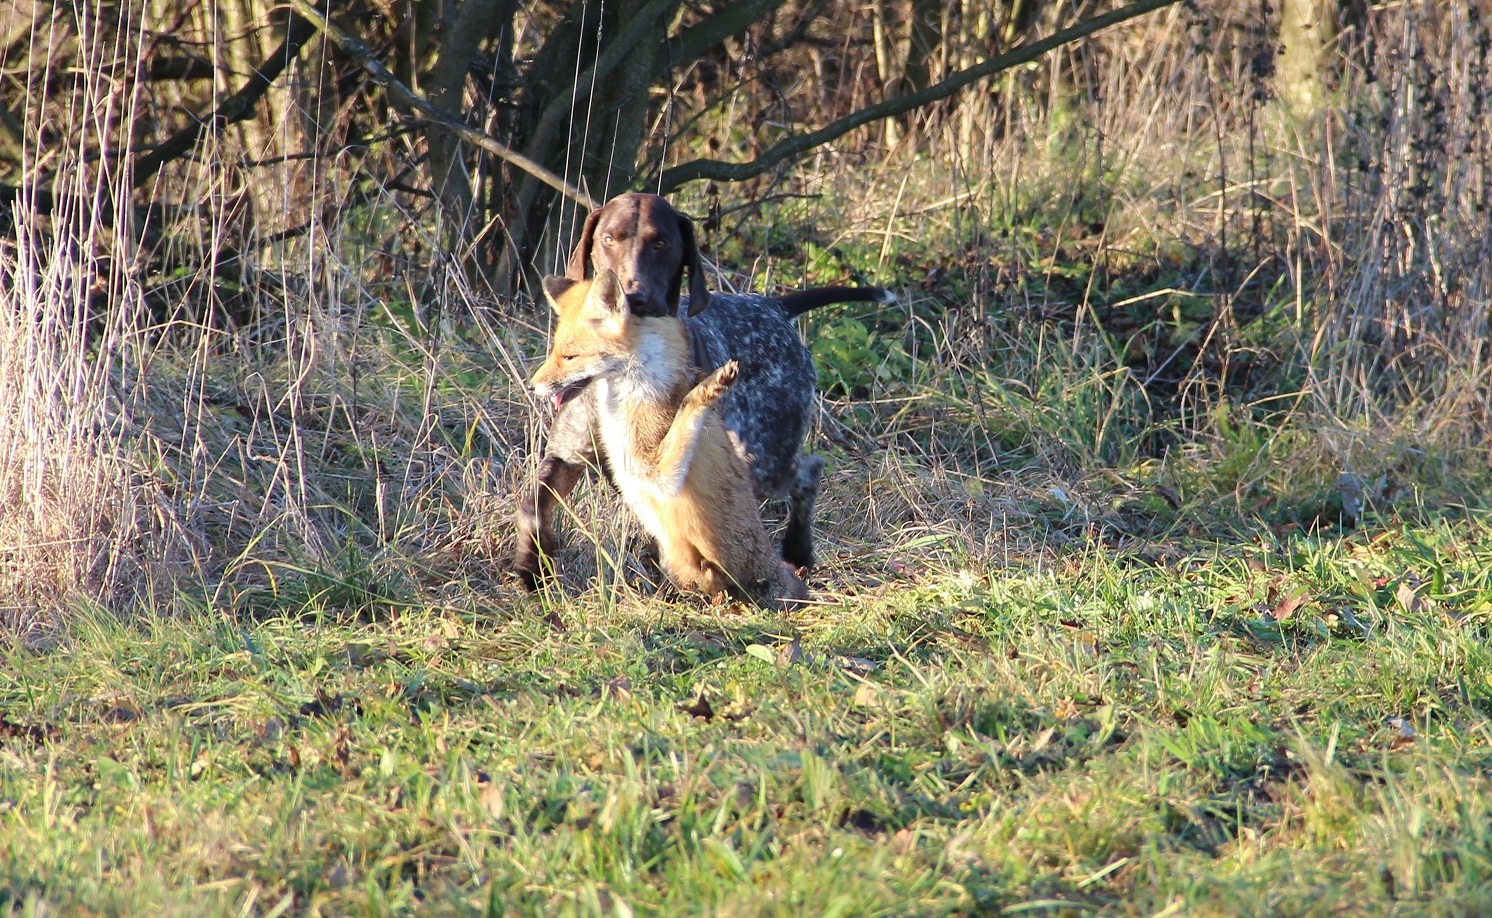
594, 340, 700, 539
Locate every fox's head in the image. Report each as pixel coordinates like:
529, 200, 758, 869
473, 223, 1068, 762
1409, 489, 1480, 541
530, 270, 634, 410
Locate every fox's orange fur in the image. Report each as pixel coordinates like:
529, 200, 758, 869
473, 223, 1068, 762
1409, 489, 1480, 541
530, 270, 808, 608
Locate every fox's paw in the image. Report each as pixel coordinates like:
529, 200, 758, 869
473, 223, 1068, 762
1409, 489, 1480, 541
704, 360, 740, 396
691, 360, 740, 406
713, 360, 740, 389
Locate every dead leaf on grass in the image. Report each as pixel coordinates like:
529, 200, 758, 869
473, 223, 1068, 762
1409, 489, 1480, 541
101, 701, 141, 724
776, 638, 803, 667
682, 630, 725, 653
838, 656, 878, 674
1386, 716, 1417, 750
603, 675, 632, 701
891, 827, 917, 855
480, 782, 505, 820
1395, 580, 1427, 614
1268, 591, 1307, 622
343, 642, 381, 668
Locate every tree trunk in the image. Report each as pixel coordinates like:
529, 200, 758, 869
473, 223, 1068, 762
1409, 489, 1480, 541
1277, 0, 1337, 114
497, 0, 680, 291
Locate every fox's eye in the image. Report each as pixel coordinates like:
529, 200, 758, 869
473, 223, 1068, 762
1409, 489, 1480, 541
560, 354, 577, 362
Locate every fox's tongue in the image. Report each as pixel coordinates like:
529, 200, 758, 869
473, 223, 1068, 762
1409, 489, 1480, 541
553, 391, 566, 410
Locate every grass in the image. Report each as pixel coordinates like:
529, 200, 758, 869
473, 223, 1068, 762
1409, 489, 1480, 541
6, 1, 1492, 913
4, 515, 1492, 915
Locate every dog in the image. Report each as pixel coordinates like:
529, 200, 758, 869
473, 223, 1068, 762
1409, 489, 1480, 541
513, 192, 892, 589
530, 271, 808, 607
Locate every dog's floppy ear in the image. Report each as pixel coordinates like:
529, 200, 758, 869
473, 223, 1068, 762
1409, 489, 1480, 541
565, 206, 604, 280
677, 210, 711, 317
541, 275, 580, 312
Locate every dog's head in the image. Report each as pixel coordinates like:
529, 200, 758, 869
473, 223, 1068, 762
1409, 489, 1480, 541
565, 192, 710, 318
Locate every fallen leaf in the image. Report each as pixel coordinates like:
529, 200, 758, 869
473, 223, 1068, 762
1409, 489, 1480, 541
776, 638, 803, 667
1387, 716, 1413, 735
743, 644, 775, 664
682, 630, 724, 653
342, 642, 381, 668
480, 782, 505, 820
1053, 698, 1080, 720
1395, 581, 1426, 614
101, 702, 141, 724
603, 675, 632, 700
853, 683, 883, 709
1269, 591, 1307, 621
891, 827, 917, 855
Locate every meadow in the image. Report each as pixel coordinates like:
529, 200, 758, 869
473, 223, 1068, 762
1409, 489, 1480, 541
3, 0, 1492, 914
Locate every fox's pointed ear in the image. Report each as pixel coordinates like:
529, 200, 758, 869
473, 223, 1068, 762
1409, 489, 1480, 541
541, 275, 579, 312
585, 269, 628, 317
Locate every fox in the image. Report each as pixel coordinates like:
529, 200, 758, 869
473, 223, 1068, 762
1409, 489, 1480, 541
529, 269, 809, 609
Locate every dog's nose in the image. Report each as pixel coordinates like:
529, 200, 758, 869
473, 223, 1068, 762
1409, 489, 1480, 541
624, 290, 651, 311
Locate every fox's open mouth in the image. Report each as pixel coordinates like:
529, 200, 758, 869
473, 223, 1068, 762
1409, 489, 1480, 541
551, 378, 592, 410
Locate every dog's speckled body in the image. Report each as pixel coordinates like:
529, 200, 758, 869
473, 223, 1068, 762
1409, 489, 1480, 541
513, 193, 892, 588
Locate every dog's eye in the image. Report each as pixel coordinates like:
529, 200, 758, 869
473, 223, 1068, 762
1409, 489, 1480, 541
652, 239, 668, 250
601, 233, 616, 246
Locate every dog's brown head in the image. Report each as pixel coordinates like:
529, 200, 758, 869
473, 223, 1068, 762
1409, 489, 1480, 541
565, 192, 710, 318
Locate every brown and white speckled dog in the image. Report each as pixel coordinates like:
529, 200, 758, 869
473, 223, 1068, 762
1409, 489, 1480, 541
513, 192, 893, 589
530, 270, 808, 607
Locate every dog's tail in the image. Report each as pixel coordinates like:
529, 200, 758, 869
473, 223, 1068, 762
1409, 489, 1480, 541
778, 286, 897, 319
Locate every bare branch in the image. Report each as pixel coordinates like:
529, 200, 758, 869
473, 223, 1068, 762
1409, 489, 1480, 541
522, 0, 682, 178
132, 7, 320, 189
661, 0, 792, 69
657, 0, 1186, 194
289, 0, 596, 211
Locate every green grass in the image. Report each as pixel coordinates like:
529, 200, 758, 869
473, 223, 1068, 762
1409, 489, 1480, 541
5, 515, 1492, 915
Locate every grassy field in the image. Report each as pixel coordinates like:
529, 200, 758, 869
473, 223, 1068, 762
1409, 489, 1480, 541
6, 2, 1492, 914
4, 508, 1492, 915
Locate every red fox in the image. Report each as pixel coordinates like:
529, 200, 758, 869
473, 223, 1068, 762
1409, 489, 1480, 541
529, 269, 809, 608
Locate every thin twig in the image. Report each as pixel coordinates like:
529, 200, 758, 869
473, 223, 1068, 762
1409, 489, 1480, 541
657, 0, 1186, 193
288, 0, 596, 211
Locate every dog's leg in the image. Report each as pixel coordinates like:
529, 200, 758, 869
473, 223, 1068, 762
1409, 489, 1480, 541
513, 456, 586, 589
780, 453, 824, 570
512, 391, 601, 590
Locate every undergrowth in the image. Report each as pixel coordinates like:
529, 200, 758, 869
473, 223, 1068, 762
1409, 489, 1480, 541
3, 0, 1492, 914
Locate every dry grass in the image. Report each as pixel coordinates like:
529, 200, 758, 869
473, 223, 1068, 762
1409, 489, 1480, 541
3, 0, 1491, 631
4, 4, 1492, 912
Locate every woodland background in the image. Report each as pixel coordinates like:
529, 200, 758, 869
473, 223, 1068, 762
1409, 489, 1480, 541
4, 0, 1484, 616
3, 3, 1492, 911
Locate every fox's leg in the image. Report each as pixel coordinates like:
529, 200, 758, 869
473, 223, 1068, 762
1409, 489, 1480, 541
643, 361, 740, 500
513, 389, 602, 590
